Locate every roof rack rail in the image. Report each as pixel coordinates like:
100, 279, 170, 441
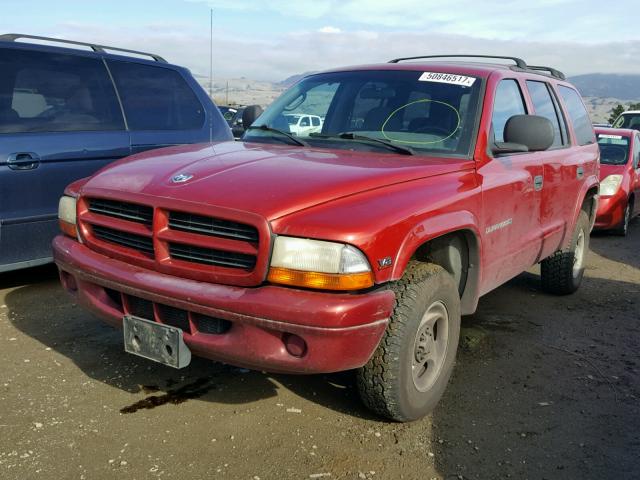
388, 54, 528, 69
527, 65, 566, 80
0, 33, 167, 62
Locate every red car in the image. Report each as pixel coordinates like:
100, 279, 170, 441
53, 55, 599, 421
594, 127, 640, 235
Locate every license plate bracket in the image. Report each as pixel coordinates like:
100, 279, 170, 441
123, 315, 191, 369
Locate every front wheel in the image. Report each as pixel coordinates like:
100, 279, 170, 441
613, 202, 631, 236
356, 262, 461, 422
541, 210, 590, 295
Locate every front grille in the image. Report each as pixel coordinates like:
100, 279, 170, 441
88, 198, 153, 225
192, 313, 231, 334
92, 225, 154, 255
157, 304, 190, 333
168, 211, 258, 242
127, 296, 154, 320
169, 242, 256, 270
120, 293, 230, 335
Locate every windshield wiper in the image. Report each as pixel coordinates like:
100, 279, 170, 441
309, 132, 414, 155
246, 124, 309, 147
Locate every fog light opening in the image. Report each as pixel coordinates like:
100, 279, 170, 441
283, 333, 307, 358
60, 271, 78, 292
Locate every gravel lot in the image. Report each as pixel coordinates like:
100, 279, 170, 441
1, 225, 639, 479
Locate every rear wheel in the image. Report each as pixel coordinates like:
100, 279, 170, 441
356, 262, 461, 422
541, 210, 590, 295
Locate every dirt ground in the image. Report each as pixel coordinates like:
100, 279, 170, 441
1, 224, 639, 480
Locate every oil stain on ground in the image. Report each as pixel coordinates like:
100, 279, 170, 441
120, 377, 215, 414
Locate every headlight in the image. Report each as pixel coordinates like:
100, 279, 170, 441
267, 236, 374, 290
600, 174, 623, 196
58, 195, 78, 239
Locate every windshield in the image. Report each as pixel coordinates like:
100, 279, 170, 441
613, 113, 640, 130
243, 70, 482, 157
597, 133, 630, 165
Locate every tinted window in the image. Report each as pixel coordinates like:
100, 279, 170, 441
0, 48, 124, 133
614, 113, 640, 130
311, 116, 320, 127
109, 61, 204, 130
492, 80, 526, 143
596, 133, 629, 165
526, 81, 565, 148
558, 86, 594, 146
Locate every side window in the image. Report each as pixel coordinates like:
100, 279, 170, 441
492, 79, 527, 143
558, 86, 595, 146
299, 116, 310, 127
108, 61, 205, 131
635, 135, 640, 169
526, 81, 565, 148
0, 48, 124, 134
311, 116, 320, 127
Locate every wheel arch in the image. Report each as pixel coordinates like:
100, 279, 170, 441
390, 211, 482, 315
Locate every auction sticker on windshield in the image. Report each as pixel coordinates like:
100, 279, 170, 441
598, 134, 623, 140
419, 72, 476, 87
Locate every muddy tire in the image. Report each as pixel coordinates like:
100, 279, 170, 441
613, 202, 631, 236
541, 210, 590, 295
356, 262, 461, 422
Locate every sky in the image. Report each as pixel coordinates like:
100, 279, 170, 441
1, 0, 639, 82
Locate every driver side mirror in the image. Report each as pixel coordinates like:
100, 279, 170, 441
492, 114, 554, 155
242, 105, 263, 130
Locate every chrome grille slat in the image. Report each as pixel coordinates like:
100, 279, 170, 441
169, 242, 256, 270
89, 198, 153, 225
92, 225, 154, 255
168, 211, 258, 242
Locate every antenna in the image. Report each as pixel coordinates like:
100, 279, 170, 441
209, 7, 213, 144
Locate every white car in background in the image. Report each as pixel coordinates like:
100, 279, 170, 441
285, 114, 323, 136
612, 110, 640, 131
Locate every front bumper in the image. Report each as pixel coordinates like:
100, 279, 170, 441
594, 193, 627, 230
53, 235, 394, 374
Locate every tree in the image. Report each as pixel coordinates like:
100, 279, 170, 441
608, 104, 625, 125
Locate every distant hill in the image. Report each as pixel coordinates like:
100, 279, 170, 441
569, 74, 640, 100
278, 72, 317, 88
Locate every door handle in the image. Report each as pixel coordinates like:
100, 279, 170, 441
576, 166, 584, 179
533, 175, 543, 191
7, 152, 40, 170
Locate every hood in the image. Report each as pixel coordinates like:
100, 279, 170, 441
599, 163, 626, 179
83, 141, 471, 221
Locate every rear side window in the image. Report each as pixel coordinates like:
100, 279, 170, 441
108, 61, 205, 131
0, 48, 124, 133
492, 79, 526, 143
558, 86, 595, 146
526, 81, 566, 148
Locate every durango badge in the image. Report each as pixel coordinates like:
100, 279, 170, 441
171, 173, 194, 183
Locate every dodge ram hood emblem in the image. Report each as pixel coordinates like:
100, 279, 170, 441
171, 173, 194, 183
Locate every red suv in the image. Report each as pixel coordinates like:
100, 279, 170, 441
53, 55, 599, 421
593, 127, 640, 235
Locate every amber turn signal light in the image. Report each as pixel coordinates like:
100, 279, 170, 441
59, 220, 78, 239
267, 267, 374, 291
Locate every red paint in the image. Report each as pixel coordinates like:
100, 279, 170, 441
54, 61, 600, 373
593, 127, 640, 230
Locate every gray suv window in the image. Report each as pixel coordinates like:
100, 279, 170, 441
108, 61, 205, 131
0, 48, 124, 133
492, 80, 526, 143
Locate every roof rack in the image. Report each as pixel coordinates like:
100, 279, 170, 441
388, 54, 528, 69
527, 65, 566, 80
0, 33, 167, 62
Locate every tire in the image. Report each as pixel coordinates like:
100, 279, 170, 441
541, 210, 590, 295
613, 202, 631, 236
356, 262, 461, 422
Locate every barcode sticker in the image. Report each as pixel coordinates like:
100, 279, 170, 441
598, 134, 623, 139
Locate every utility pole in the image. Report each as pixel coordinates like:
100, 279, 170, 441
209, 8, 213, 99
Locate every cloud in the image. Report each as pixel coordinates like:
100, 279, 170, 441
318, 26, 341, 34
28, 22, 640, 82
